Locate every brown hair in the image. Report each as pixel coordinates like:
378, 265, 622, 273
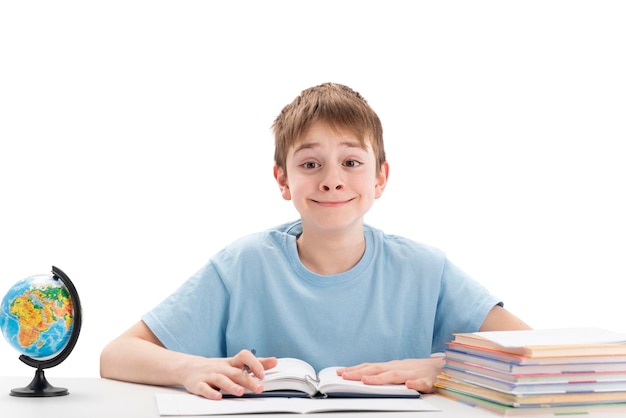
272, 82, 386, 174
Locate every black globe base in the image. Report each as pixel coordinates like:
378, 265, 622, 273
10, 368, 68, 397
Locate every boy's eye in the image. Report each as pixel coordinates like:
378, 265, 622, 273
302, 161, 321, 169
344, 160, 362, 168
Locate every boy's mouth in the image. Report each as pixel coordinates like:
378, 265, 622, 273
312, 198, 355, 207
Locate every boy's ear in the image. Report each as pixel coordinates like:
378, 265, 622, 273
273, 164, 292, 201
374, 161, 389, 199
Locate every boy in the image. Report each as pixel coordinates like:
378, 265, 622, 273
100, 82, 530, 400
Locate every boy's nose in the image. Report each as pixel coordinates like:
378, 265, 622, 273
320, 167, 344, 191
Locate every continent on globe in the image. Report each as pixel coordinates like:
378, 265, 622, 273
1, 275, 75, 359
1, 267, 82, 397
11, 286, 73, 349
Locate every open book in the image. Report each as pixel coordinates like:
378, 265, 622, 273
242, 357, 420, 398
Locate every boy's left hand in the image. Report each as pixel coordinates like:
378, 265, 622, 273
336, 357, 444, 393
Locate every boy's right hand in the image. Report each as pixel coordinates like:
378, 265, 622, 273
181, 349, 278, 400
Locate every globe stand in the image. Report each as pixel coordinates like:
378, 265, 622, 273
10, 266, 82, 397
11, 368, 68, 397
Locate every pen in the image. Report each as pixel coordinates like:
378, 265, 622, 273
243, 349, 256, 373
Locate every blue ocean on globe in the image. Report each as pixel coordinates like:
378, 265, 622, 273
0, 274, 75, 359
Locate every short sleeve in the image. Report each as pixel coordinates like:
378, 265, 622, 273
142, 261, 229, 357
431, 258, 502, 352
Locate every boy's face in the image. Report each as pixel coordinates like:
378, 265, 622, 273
274, 121, 388, 235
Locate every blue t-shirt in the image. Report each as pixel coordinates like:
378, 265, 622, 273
143, 220, 501, 372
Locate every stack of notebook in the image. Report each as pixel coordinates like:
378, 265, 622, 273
435, 327, 626, 415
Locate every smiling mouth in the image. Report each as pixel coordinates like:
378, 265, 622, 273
312, 198, 354, 206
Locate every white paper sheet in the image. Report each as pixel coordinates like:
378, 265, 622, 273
155, 394, 440, 415
473, 327, 626, 348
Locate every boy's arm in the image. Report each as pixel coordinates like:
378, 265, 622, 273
478, 304, 532, 331
99, 320, 277, 399
339, 305, 531, 393
403, 304, 531, 392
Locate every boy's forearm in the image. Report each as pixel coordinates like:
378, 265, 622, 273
100, 336, 191, 387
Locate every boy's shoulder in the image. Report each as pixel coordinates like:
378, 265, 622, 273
221, 220, 301, 251
244, 220, 301, 241
365, 224, 446, 261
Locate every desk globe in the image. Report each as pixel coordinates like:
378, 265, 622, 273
0, 266, 82, 396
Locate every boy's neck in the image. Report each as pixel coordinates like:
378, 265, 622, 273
295, 224, 366, 276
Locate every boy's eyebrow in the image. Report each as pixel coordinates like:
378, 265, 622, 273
293, 140, 366, 155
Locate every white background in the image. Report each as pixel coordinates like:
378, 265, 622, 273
1, 1, 625, 379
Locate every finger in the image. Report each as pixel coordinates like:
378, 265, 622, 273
233, 351, 277, 379
361, 372, 392, 385
336, 363, 371, 375
194, 381, 224, 400
361, 369, 412, 386
406, 377, 436, 393
225, 365, 264, 394
241, 370, 264, 394
339, 364, 385, 381
256, 357, 278, 377
231, 349, 261, 372
211, 373, 247, 397
244, 358, 267, 378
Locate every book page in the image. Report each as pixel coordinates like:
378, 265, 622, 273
262, 357, 317, 380
258, 358, 318, 394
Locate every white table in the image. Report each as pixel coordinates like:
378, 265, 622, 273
1, 376, 625, 417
